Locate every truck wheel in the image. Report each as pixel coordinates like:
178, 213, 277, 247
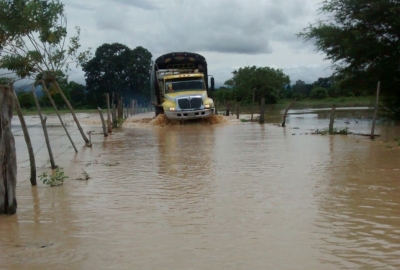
155, 106, 164, 116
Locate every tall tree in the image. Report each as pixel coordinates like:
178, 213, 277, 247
298, 0, 400, 119
292, 79, 312, 99
83, 43, 152, 107
0, 0, 91, 144
67, 81, 86, 108
232, 66, 290, 104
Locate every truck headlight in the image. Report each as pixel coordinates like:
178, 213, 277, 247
204, 104, 213, 108
169, 107, 176, 111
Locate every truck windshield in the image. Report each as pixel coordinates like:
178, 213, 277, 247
166, 78, 206, 92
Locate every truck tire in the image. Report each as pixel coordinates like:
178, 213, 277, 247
155, 106, 164, 116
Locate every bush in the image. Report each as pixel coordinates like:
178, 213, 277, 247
310, 87, 329, 99
39, 168, 68, 186
17, 91, 35, 108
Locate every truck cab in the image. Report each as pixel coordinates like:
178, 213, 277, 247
150, 52, 215, 120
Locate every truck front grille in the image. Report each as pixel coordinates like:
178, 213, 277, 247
178, 97, 202, 109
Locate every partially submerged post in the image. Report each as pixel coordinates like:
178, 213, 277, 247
53, 81, 90, 146
32, 86, 57, 169
87, 131, 92, 147
41, 82, 78, 153
281, 99, 295, 127
236, 102, 240, 119
98, 107, 108, 137
259, 97, 266, 124
329, 105, 336, 134
106, 93, 112, 133
0, 85, 18, 215
371, 81, 380, 140
11, 85, 37, 186
251, 88, 255, 122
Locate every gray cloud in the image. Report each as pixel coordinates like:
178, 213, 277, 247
113, 0, 161, 10
60, 0, 333, 85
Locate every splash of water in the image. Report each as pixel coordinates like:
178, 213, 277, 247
150, 114, 227, 126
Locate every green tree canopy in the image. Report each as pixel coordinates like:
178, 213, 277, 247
231, 66, 290, 104
299, 0, 400, 118
82, 43, 152, 107
0, 0, 90, 81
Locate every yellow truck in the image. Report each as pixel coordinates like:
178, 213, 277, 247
150, 52, 215, 120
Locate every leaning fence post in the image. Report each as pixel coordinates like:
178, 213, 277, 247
87, 131, 92, 147
282, 99, 295, 127
42, 81, 78, 153
32, 86, 57, 169
98, 108, 108, 137
11, 85, 37, 186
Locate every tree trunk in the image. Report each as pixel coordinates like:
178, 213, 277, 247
53, 81, 89, 145
0, 85, 18, 215
12, 85, 37, 186
42, 82, 78, 153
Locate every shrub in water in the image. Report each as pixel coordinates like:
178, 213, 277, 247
39, 168, 69, 186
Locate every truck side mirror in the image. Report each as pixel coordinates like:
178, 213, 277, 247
210, 77, 215, 91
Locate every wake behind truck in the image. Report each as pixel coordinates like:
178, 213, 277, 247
150, 52, 215, 120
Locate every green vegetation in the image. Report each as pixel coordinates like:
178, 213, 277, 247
39, 168, 68, 186
298, 0, 400, 120
215, 96, 374, 115
82, 43, 152, 108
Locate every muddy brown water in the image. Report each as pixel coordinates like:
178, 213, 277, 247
1, 108, 400, 269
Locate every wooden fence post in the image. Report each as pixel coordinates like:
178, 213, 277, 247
371, 81, 380, 140
32, 86, 57, 169
98, 108, 108, 137
329, 105, 336, 134
0, 85, 18, 215
112, 104, 117, 128
42, 81, 78, 153
259, 98, 266, 124
87, 131, 92, 147
236, 102, 240, 119
251, 89, 255, 122
281, 99, 295, 127
106, 93, 112, 133
11, 85, 37, 186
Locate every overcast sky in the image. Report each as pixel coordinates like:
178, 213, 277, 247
62, 0, 332, 86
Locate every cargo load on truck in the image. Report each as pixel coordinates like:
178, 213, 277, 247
150, 52, 215, 120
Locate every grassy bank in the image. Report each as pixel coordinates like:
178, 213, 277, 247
276, 96, 375, 108
216, 96, 375, 115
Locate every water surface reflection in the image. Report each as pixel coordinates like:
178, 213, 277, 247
1, 110, 399, 269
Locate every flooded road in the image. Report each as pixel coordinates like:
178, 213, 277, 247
1, 109, 400, 269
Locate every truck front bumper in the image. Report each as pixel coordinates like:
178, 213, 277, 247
164, 108, 214, 120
